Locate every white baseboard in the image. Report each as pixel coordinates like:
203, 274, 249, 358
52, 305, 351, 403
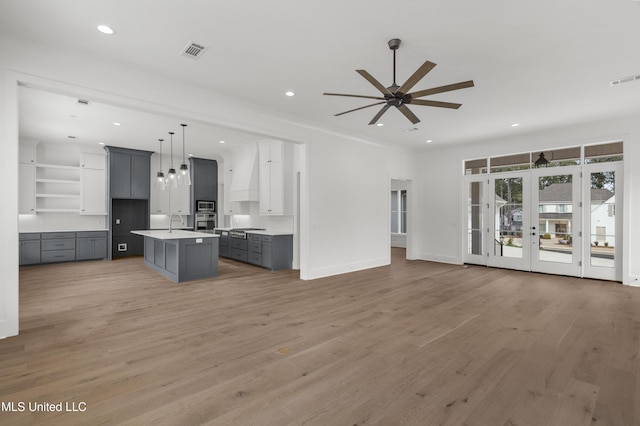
303, 257, 389, 280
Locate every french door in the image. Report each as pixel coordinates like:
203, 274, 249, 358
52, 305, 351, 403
582, 162, 622, 281
465, 164, 619, 279
487, 171, 532, 271
530, 166, 581, 276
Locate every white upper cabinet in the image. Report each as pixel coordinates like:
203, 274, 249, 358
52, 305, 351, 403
19, 162, 36, 214
80, 153, 107, 215
150, 152, 191, 215
19, 144, 37, 213
258, 139, 292, 216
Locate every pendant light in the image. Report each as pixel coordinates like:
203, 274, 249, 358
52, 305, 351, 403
155, 138, 166, 191
167, 131, 178, 188
178, 123, 191, 186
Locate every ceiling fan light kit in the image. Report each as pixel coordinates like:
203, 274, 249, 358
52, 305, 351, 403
324, 38, 474, 125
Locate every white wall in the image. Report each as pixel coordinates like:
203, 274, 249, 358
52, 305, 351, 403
0, 68, 20, 338
0, 36, 416, 336
414, 115, 640, 285
303, 136, 413, 279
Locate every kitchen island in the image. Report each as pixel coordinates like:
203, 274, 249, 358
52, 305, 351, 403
131, 230, 219, 283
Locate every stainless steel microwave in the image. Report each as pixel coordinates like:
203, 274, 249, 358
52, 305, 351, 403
196, 200, 215, 212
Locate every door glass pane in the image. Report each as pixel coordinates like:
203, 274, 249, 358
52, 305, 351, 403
467, 182, 483, 255
538, 174, 573, 263
401, 190, 407, 233
590, 171, 615, 268
494, 178, 523, 258
390, 191, 399, 233
585, 142, 623, 164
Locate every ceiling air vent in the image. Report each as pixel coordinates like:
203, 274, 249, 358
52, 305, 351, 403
77, 99, 90, 106
609, 74, 640, 86
180, 41, 208, 60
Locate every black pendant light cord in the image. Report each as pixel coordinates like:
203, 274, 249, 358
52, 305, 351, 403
181, 124, 187, 164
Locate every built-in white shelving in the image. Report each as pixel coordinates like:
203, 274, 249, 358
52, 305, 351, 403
35, 163, 81, 213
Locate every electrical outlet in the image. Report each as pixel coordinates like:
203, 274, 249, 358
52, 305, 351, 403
115, 219, 120, 225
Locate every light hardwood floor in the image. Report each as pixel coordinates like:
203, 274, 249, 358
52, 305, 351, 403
2, 249, 639, 425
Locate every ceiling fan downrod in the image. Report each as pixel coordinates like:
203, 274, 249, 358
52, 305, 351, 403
388, 38, 401, 91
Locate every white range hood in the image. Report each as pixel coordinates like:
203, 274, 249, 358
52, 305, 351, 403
229, 142, 259, 202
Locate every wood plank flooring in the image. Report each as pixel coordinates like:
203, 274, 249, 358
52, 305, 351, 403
1, 249, 639, 425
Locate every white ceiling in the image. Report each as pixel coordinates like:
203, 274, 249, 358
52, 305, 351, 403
4, 0, 640, 156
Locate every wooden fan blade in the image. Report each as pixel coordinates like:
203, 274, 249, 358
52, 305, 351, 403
397, 61, 436, 95
323, 93, 386, 101
356, 70, 393, 96
368, 104, 391, 125
410, 99, 462, 109
334, 101, 386, 117
409, 80, 475, 98
397, 104, 421, 124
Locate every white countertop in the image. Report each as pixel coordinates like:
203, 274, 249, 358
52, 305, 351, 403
131, 230, 219, 240
214, 228, 293, 236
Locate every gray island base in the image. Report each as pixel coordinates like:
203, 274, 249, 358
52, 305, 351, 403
131, 230, 219, 283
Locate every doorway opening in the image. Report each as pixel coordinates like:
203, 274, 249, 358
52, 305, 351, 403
390, 178, 411, 262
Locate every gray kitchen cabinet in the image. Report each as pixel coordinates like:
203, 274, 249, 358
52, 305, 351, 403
76, 231, 108, 260
247, 233, 292, 270
229, 237, 249, 262
106, 146, 152, 199
41, 232, 76, 263
19, 233, 41, 266
215, 230, 229, 257
191, 158, 218, 203
19, 231, 108, 265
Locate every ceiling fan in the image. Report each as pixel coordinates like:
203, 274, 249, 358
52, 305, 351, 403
324, 38, 474, 125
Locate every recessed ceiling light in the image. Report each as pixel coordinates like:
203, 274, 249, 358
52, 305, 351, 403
609, 74, 640, 86
97, 25, 115, 35
98, 142, 105, 146
219, 140, 226, 144
426, 139, 433, 143
376, 123, 384, 127
285, 91, 295, 97
112, 122, 121, 126
511, 123, 520, 127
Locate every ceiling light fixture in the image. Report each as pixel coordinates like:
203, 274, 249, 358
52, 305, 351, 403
155, 139, 166, 191
178, 124, 191, 186
113, 122, 121, 126
376, 123, 384, 127
219, 140, 226, 144
285, 91, 295, 97
167, 132, 178, 188
511, 123, 520, 127
426, 139, 433, 143
610, 74, 640, 86
97, 25, 115, 35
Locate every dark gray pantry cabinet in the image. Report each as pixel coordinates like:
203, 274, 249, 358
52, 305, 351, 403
19, 231, 108, 266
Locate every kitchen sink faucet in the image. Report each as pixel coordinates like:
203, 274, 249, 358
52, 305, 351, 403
169, 214, 183, 233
